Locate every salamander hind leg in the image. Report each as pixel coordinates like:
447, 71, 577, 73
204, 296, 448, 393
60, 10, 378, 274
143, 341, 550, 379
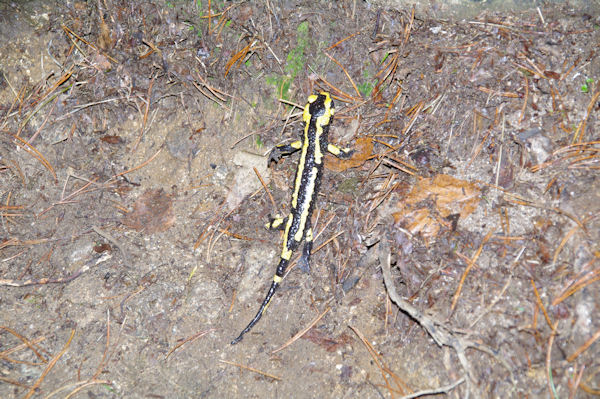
266, 214, 288, 230
298, 227, 313, 273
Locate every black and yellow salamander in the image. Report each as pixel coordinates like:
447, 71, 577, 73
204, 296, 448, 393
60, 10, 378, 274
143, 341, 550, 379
231, 92, 353, 345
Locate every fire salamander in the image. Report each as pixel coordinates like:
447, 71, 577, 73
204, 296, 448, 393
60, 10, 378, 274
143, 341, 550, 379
231, 92, 353, 345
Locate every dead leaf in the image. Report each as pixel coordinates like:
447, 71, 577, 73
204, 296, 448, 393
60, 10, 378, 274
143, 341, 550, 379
93, 243, 112, 253
301, 330, 353, 352
122, 189, 175, 233
98, 21, 113, 51
100, 135, 123, 144
409, 174, 481, 218
395, 208, 441, 238
392, 174, 481, 238
93, 52, 112, 72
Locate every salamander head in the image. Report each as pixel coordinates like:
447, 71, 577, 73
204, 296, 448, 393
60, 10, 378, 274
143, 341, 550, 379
303, 92, 334, 126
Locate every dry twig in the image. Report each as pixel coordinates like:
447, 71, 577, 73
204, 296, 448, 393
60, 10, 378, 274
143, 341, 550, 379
378, 240, 514, 396
220, 359, 281, 381
271, 307, 331, 354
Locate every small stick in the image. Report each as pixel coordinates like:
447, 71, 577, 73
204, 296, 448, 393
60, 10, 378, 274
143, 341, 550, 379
62, 379, 112, 399
531, 279, 554, 329
0, 376, 31, 389
253, 166, 276, 211
0, 253, 111, 287
23, 329, 76, 399
108, 148, 162, 180
132, 74, 156, 151
216, 227, 253, 241
519, 75, 529, 124
194, 72, 228, 102
61, 24, 117, 63
165, 329, 215, 360
271, 307, 331, 354
56, 96, 124, 121
325, 52, 361, 98
326, 30, 361, 51
91, 309, 110, 380
350, 325, 409, 395
552, 260, 600, 306
552, 224, 578, 266
451, 231, 492, 311
28, 96, 59, 143
568, 365, 585, 399
399, 378, 465, 399
469, 246, 526, 328
220, 359, 281, 381
92, 225, 130, 267
229, 119, 276, 149
311, 230, 344, 256
7, 133, 56, 181
0, 327, 46, 363
546, 322, 559, 399
572, 90, 600, 143
567, 326, 600, 362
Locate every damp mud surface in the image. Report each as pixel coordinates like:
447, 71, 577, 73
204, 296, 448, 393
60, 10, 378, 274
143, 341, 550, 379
1, 1, 599, 398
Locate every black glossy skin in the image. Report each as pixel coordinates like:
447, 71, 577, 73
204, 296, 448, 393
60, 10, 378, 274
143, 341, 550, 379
232, 92, 351, 345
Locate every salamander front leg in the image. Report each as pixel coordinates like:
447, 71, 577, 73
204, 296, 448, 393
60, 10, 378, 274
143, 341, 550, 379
327, 143, 354, 159
268, 141, 303, 164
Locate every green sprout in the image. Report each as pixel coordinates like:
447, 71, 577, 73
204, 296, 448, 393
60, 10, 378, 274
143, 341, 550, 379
380, 52, 390, 64
266, 21, 310, 101
581, 78, 594, 93
255, 135, 263, 149
358, 69, 375, 97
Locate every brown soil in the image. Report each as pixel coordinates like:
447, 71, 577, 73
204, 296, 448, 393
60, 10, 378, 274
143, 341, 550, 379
1, 1, 599, 398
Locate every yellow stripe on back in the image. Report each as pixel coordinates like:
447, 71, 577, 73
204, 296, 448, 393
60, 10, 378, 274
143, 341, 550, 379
294, 166, 318, 242
292, 103, 313, 209
231, 92, 342, 345
280, 216, 294, 260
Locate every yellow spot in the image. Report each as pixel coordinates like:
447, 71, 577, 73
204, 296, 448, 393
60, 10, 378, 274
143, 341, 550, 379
308, 94, 318, 103
293, 229, 302, 242
291, 140, 302, 149
316, 110, 332, 127
303, 102, 311, 124
262, 297, 273, 314
305, 228, 313, 242
269, 216, 284, 229
320, 92, 333, 113
281, 247, 292, 260
327, 143, 341, 155
273, 275, 283, 283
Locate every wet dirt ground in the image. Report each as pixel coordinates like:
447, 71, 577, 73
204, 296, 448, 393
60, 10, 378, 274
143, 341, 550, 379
1, 1, 599, 398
